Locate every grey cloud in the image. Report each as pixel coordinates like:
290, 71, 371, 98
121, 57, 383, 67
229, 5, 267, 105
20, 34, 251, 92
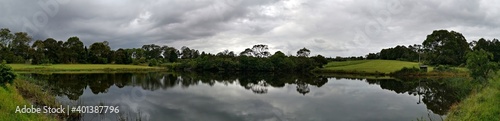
1, 0, 498, 57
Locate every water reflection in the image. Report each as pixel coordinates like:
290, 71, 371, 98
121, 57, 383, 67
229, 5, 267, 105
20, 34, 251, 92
23, 73, 468, 121
25, 72, 329, 100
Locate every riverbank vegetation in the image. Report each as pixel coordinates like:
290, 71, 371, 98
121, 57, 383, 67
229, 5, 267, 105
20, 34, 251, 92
445, 48, 500, 121
0, 61, 56, 120
0, 82, 56, 120
8, 64, 166, 72
173, 49, 328, 72
446, 73, 500, 121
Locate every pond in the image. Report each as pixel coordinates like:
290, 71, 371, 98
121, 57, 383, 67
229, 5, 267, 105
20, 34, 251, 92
23, 72, 467, 121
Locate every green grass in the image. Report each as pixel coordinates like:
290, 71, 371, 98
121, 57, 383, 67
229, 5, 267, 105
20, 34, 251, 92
8, 64, 166, 72
321, 60, 421, 74
446, 74, 500, 121
0, 83, 56, 121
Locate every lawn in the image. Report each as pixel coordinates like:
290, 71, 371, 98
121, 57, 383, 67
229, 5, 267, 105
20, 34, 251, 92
8, 64, 165, 72
322, 60, 421, 74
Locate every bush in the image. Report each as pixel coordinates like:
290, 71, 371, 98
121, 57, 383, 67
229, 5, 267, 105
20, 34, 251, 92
392, 67, 421, 76
148, 59, 159, 67
433, 65, 457, 72
0, 60, 16, 85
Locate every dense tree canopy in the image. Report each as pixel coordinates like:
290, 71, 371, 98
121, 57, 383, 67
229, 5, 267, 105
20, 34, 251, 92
0, 28, 329, 73
471, 38, 500, 62
422, 30, 470, 66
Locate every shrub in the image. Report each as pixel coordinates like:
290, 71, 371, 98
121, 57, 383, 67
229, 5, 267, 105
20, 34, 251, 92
433, 65, 457, 72
0, 60, 16, 85
392, 67, 421, 76
148, 59, 159, 67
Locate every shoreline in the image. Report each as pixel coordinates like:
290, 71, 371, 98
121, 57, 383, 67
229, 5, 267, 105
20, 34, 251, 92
8, 64, 168, 73
445, 72, 500, 121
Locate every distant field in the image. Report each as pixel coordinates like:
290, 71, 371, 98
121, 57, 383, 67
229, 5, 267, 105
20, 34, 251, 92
8, 64, 165, 72
322, 60, 421, 74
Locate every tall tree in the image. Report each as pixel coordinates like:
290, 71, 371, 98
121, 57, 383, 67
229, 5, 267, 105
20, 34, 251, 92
180, 46, 193, 59
297, 47, 311, 57
251, 44, 271, 58
422, 30, 471, 65
89, 41, 111, 64
11, 32, 32, 61
161, 46, 178, 62
471, 38, 500, 62
0, 28, 13, 49
142, 44, 162, 59
43, 38, 61, 64
240, 48, 254, 57
114, 48, 132, 64
64, 37, 85, 63
31, 40, 47, 64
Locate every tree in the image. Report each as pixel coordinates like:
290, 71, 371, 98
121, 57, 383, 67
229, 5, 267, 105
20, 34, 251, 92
168, 50, 178, 62
161, 46, 178, 62
270, 51, 295, 71
142, 44, 162, 59
31, 40, 47, 64
89, 41, 111, 64
422, 30, 471, 65
379, 45, 418, 61
366, 53, 380, 59
252, 44, 271, 58
217, 49, 236, 57
43, 38, 62, 64
471, 38, 500, 62
466, 49, 498, 82
0, 28, 13, 49
240, 48, 253, 56
0, 60, 16, 85
11, 32, 32, 61
180, 46, 193, 59
311, 55, 328, 68
297, 47, 311, 57
64, 37, 85, 63
114, 48, 132, 64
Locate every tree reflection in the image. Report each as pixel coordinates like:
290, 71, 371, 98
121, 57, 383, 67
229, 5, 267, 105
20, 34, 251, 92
24, 73, 468, 116
24, 72, 329, 100
345, 76, 470, 115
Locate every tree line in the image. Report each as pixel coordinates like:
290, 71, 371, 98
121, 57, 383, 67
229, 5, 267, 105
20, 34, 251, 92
0, 28, 328, 71
174, 45, 328, 72
366, 30, 500, 66
0, 28, 187, 65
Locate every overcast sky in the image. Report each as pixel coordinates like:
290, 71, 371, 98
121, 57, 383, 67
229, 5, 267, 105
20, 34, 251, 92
1, 0, 499, 57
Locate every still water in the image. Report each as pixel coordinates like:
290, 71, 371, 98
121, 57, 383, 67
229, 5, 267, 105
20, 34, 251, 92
24, 72, 463, 121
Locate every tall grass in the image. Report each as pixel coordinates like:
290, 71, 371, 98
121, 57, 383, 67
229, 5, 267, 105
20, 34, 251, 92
0, 83, 55, 121
446, 73, 500, 121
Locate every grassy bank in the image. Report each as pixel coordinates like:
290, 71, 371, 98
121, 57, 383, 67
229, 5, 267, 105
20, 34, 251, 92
317, 60, 467, 76
0, 80, 57, 120
446, 73, 500, 121
319, 60, 421, 74
8, 64, 167, 72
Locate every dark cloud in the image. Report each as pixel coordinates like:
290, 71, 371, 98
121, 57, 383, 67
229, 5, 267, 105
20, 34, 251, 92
1, 0, 498, 57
